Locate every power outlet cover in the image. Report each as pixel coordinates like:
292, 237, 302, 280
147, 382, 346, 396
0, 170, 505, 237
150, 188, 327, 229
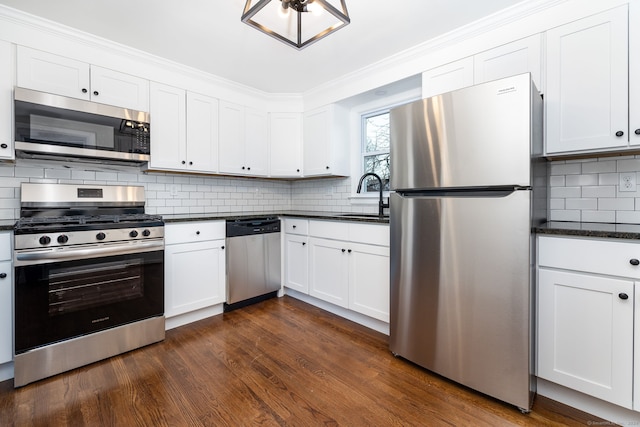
619, 173, 637, 192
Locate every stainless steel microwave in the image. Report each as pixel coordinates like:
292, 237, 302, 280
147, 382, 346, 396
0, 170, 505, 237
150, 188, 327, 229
14, 87, 150, 164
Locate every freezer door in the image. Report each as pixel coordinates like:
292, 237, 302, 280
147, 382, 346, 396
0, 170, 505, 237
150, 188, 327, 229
389, 190, 533, 409
390, 73, 539, 190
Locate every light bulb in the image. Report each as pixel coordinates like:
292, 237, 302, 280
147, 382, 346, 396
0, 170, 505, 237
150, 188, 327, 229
307, 1, 323, 16
278, 3, 291, 19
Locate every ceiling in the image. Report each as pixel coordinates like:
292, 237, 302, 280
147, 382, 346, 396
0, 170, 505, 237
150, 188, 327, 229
0, 0, 526, 94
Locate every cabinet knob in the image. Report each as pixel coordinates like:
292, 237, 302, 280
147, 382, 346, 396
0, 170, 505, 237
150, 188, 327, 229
615, 131, 624, 137
93, 90, 99, 96
0, 143, 6, 149
182, 160, 186, 164
635, 129, 640, 135
196, 231, 200, 235
297, 169, 300, 172
242, 166, 246, 170
302, 242, 306, 246
292, 225, 297, 228
82, 88, 88, 93
247, 167, 251, 171
630, 259, 639, 266
341, 248, 346, 253
326, 166, 330, 170
0, 273, 6, 279
189, 161, 193, 165
221, 246, 225, 250
619, 293, 629, 300
348, 249, 352, 253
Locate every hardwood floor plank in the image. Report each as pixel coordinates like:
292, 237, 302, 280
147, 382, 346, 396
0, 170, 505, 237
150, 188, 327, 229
0, 296, 610, 426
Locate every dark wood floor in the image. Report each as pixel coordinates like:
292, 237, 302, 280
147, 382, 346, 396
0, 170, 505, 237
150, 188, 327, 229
0, 296, 606, 426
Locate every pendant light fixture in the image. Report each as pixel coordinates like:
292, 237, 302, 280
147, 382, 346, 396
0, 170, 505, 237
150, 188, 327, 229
242, 0, 350, 50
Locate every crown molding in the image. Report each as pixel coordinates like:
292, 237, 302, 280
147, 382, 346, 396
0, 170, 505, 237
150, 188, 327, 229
0, 4, 269, 101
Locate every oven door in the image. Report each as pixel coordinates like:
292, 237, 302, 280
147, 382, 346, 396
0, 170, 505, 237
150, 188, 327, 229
14, 248, 163, 354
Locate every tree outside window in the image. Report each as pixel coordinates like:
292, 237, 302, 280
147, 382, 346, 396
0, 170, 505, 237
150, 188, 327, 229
362, 111, 390, 193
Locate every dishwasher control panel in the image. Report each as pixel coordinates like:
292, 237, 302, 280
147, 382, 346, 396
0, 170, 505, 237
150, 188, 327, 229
226, 217, 280, 237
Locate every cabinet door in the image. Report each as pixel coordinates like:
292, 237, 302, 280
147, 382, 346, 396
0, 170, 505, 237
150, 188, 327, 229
0, 41, 13, 160
474, 34, 543, 91
90, 66, 149, 111
303, 107, 331, 176
244, 108, 268, 176
630, 1, 640, 147
17, 46, 90, 100
308, 237, 349, 308
218, 101, 245, 174
186, 92, 219, 173
149, 83, 186, 171
270, 113, 302, 177
0, 260, 11, 364
545, 6, 628, 154
421, 57, 474, 98
538, 268, 633, 409
165, 240, 226, 318
635, 282, 640, 411
348, 243, 389, 322
284, 234, 308, 293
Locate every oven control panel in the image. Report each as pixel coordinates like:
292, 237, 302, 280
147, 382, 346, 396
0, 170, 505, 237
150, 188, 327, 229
15, 226, 165, 250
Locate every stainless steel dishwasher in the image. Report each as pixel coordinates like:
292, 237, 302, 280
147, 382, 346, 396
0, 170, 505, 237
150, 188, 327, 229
225, 217, 281, 311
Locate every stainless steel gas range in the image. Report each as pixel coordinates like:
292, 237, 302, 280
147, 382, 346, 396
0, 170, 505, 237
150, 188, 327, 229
13, 183, 165, 387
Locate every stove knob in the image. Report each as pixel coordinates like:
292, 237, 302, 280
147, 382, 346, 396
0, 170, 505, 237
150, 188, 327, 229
39, 236, 51, 245
96, 232, 106, 241
142, 229, 151, 237
57, 235, 69, 244
129, 230, 139, 238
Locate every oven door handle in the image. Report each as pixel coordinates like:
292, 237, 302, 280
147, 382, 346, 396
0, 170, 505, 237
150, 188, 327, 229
15, 240, 164, 264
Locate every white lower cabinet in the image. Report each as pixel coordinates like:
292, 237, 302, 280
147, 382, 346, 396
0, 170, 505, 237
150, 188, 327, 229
164, 222, 226, 319
308, 237, 349, 308
0, 232, 12, 365
284, 233, 308, 293
537, 236, 637, 410
284, 219, 390, 323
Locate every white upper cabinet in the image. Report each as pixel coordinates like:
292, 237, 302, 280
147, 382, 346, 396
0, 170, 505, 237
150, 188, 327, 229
545, 6, 629, 155
17, 46, 149, 111
303, 104, 349, 177
219, 101, 268, 177
0, 40, 14, 160
422, 57, 474, 98
629, 0, 640, 147
149, 82, 187, 171
474, 34, 543, 91
422, 35, 542, 99
269, 112, 302, 177
149, 83, 218, 174
185, 92, 219, 173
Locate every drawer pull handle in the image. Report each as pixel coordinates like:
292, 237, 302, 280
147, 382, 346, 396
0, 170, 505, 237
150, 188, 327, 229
619, 293, 629, 300
630, 259, 639, 266
616, 131, 624, 137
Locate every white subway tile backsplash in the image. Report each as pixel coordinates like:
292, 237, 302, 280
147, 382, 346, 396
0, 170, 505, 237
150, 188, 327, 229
582, 210, 615, 223
582, 160, 616, 173
582, 185, 616, 198
549, 186, 581, 198
617, 210, 640, 223
549, 176, 565, 187
549, 210, 581, 221
549, 162, 581, 176
598, 198, 634, 211
565, 174, 598, 187
565, 198, 597, 210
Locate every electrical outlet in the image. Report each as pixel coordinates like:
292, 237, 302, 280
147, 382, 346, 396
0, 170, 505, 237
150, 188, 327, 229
619, 173, 637, 192
169, 184, 179, 197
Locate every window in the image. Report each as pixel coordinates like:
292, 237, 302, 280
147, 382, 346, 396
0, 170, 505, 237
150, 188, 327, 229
361, 110, 390, 193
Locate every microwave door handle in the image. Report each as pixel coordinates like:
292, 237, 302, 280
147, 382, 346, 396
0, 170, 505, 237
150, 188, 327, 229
15, 240, 164, 263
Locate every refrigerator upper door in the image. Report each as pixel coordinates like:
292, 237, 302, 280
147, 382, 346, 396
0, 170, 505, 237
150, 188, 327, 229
390, 73, 539, 190
389, 190, 533, 409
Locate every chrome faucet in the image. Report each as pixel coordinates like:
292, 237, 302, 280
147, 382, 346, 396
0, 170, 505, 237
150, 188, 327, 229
356, 172, 389, 217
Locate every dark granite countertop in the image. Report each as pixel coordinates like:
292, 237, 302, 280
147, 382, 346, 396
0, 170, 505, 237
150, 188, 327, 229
0, 211, 389, 233
535, 221, 640, 240
162, 210, 390, 224
0, 220, 14, 232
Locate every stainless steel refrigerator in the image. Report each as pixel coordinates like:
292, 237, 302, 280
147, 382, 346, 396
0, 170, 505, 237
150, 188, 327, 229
389, 73, 545, 411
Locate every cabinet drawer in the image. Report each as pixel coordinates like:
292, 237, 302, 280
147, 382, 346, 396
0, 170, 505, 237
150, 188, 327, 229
0, 232, 10, 261
309, 220, 349, 240
165, 221, 225, 244
538, 236, 640, 279
349, 223, 389, 246
284, 218, 308, 235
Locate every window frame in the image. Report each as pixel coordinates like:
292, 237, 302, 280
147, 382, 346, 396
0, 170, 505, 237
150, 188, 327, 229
360, 108, 391, 195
